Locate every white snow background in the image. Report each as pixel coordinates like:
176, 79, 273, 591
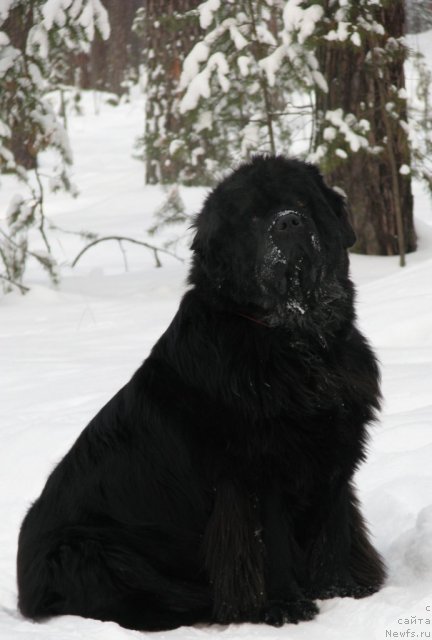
1, 31, 432, 640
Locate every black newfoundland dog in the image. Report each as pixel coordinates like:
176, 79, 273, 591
17, 155, 385, 631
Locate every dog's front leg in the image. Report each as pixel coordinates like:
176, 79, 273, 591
261, 488, 319, 626
202, 477, 266, 624
306, 481, 386, 599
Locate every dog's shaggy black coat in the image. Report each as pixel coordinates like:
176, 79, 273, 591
17, 155, 386, 631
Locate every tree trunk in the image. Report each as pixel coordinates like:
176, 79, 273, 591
315, 0, 416, 258
90, 0, 141, 95
2, 2, 37, 170
143, 0, 202, 184
66, 0, 142, 95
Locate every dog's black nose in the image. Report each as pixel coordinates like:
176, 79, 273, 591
273, 211, 303, 233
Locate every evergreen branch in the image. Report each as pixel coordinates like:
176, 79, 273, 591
47, 222, 98, 241
33, 167, 52, 256
0, 229, 56, 271
0, 274, 30, 294
246, 0, 276, 155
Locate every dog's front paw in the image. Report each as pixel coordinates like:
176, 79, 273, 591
262, 599, 319, 627
339, 583, 381, 599
311, 581, 380, 600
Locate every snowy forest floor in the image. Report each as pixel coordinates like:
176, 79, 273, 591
2, 39, 432, 640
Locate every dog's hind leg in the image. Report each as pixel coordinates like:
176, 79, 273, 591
18, 524, 211, 631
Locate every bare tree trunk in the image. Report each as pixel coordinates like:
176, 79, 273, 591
315, 0, 416, 259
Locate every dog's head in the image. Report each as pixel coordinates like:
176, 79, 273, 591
189, 155, 356, 329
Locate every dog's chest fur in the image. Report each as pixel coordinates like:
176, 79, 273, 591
213, 335, 365, 481
157, 295, 377, 502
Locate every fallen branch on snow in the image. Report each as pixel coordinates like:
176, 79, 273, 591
71, 235, 185, 270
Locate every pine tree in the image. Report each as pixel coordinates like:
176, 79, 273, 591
178, 0, 430, 262
177, 0, 325, 179
0, 0, 109, 292
137, 0, 209, 186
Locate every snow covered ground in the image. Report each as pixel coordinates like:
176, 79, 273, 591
2, 51, 432, 640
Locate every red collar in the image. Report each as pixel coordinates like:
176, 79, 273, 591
236, 311, 270, 328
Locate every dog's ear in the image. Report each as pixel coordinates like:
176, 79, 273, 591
307, 164, 356, 249
190, 199, 221, 257
190, 199, 230, 289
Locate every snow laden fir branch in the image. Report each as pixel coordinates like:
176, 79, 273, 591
177, 0, 327, 162
0, 0, 109, 293
178, 0, 369, 159
173, 0, 431, 188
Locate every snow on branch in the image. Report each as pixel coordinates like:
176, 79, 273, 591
283, 0, 323, 45
0, 0, 111, 292
42, 0, 110, 40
